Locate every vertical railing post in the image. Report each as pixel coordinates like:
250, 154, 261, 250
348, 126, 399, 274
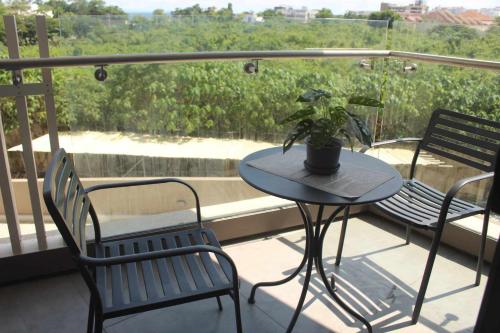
0, 111, 22, 255
36, 15, 59, 153
4, 15, 47, 250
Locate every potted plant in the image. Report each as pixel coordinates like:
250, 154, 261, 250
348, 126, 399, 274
281, 88, 383, 175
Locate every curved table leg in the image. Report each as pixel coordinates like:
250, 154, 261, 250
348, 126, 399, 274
248, 202, 311, 304
285, 203, 318, 332
285, 236, 314, 332
313, 206, 343, 276
249, 202, 372, 333
316, 205, 373, 333
318, 206, 346, 290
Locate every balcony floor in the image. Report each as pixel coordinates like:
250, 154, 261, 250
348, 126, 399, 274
0, 213, 488, 332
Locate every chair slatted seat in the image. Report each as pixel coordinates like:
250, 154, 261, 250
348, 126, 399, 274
376, 179, 484, 229
43, 148, 242, 333
95, 228, 233, 317
336, 109, 500, 325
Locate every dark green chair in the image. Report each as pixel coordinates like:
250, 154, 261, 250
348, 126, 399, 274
336, 109, 500, 323
43, 148, 242, 333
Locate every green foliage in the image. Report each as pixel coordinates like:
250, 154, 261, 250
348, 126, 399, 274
369, 10, 401, 28
0, 9, 498, 149
34, 0, 125, 17
315, 8, 334, 19
428, 25, 479, 54
172, 3, 233, 17
172, 4, 203, 16
281, 89, 379, 153
152, 9, 165, 16
344, 11, 368, 19
258, 9, 283, 17
5, 0, 31, 14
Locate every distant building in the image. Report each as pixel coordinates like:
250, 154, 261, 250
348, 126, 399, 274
380, 1, 429, 15
440, 7, 467, 15
479, 7, 500, 17
274, 6, 318, 21
242, 13, 264, 23
459, 10, 494, 25
423, 9, 493, 30
404, 15, 422, 22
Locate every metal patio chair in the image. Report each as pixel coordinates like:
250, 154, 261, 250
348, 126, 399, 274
43, 148, 242, 333
474, 149, 500, 333
334, 108, 500, 324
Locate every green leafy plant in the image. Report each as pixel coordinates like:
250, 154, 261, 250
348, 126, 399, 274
281, 89, 384, 153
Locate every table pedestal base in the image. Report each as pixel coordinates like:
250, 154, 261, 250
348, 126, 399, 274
248, 203, 372, 333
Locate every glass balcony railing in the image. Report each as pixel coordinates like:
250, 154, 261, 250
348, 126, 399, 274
43, 57, 382, 237
372, 61, 499, 210
57, 15, 389, 55
392, 20, 499, 61
0, 14, 499, 248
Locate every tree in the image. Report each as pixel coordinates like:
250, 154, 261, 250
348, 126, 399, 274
368, 10, 401, 28
258, 8, 283, 17
216, 3, 233, 17
6, 0, 32, 15
204, 6, 216, 16
315, 8, 333, 19
152, 8, 165, 16
36, 0, 69, 17
0, 1, 7, 14
430, 25, 479, 54
344, 11, 368, 19
173, 4, 203, 16
66, 0, 125, 16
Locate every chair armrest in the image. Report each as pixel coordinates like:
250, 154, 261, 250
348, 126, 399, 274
437, 172, 494, 226
85, 177, 195, 193
80, 244, 235, 270
85, 178, 202, 225
359, 137, 422, 153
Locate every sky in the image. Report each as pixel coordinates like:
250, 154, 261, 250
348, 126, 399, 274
104, 0, 500, 14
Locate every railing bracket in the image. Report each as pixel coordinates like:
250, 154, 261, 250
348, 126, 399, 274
94, 65, 108, 81
244, 59, 259, 74
358, 59, 373, 70
12, 71, 22, 86
403, 62, 417, 73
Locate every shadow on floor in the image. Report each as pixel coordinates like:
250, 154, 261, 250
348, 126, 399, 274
272, 214, 483, 333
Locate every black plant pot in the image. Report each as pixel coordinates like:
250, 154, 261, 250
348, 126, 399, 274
304, 137, 342, 175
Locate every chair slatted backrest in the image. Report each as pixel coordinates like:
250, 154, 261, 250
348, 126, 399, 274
420, 109, 500, 173
43, 148, 91, 255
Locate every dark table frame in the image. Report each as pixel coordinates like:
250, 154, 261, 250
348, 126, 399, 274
240, 146, 403, 333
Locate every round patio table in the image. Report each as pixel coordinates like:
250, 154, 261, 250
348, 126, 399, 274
239, 146, 403, 333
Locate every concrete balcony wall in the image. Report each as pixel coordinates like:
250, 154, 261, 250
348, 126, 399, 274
0, 177, 267, 217
2, 146, 493, 217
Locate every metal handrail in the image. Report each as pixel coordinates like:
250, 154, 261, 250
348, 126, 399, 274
0, 49, 498, 71
391, 51, 500, 71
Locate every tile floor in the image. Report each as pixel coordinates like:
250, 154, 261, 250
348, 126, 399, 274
0, 213, 488, 332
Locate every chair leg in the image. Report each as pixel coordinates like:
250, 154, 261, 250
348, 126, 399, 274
476, 209, 490, 286
87, 296, 94, 333
94, 318, 103, 333
412, 230, 443, 324
92, 307, 104, 333
232, 289, 243, 333
216, 296, 223, 311
335, 206, 350, 266
405, 225, 412, 245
